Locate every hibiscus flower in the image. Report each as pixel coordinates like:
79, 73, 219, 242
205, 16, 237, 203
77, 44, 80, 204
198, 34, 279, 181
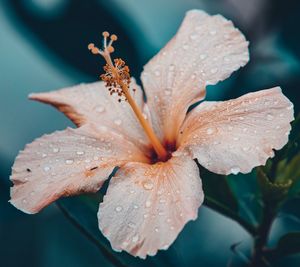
10, 10, 294, 258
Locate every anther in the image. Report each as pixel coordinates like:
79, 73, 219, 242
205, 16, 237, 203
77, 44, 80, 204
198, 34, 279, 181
107, 46, 114, 53
110, 34, 118, 41
102, 31, 110, 38
88, 43, 101, 55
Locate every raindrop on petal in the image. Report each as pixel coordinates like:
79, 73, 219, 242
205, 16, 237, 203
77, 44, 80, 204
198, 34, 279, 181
65, 159, 74, 165
114, 119, 122, 126
189, 34, 197, 40
43, 166, 51, 172
132, 235, 139, 243
267, 114, 274, 121
206, 128, 214, 135
143, 180, 154, 190
115, 206, 123, 212
95, 106, 105, 113
231, 166, 240, 175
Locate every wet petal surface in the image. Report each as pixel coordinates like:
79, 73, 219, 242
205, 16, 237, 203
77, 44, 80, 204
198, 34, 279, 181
178, 87, 294, 175
141, 10, 249, 142
10, 126, 147, 213
98, 155, 203, 258
29, 79, 150, 150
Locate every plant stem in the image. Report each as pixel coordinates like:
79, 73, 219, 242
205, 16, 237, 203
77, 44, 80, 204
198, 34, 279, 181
250, 206, 275, 267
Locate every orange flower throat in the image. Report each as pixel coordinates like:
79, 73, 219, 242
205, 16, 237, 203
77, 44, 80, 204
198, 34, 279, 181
88, 32, 169, 161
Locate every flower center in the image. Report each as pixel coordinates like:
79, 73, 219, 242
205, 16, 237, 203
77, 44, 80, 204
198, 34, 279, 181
88, 32, 169, 161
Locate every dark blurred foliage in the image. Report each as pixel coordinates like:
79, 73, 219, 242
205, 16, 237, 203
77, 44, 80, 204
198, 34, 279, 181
1, 0, 300, 266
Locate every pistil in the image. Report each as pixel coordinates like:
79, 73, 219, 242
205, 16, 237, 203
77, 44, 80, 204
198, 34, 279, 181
88, 32, 168, 161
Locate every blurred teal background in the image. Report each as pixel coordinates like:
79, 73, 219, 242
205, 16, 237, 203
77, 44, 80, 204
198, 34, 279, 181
0, 0, 300, 266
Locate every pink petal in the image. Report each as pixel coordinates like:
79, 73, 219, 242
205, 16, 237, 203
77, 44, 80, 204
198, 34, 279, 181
178, 87, 294, 175
141, 10, 249, 142
29, 79, 149, 149
10, 126, 148, 214
98, 155, 203, 258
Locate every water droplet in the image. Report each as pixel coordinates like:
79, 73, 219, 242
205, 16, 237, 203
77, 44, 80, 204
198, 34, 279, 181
145, 200, 152, 208
183, 43, 189, 50
169, 64, 175, 71
122, 241, 129, 247
224, 56, 230, 62
22, 199, 27, 204
114, 119, 122, 126
154, 227, 159, 232
239, 116, 244, 120
159, 198, 166, 204
96, 106, 105, 113
267, 114, 274, 121
231, 166, 240, 175
164, 89, 171, 96
76, 151, 84, 155
130, 189, 135, 194
243, 128, 248, 133
43, 166, 51, 172
143, 180, 154, 190
189, 34, 197, 40
276, 125, 280, 129
115, 206, 123, 212
162, 244, 169, 250
224, 33, 230, 39
143, 213, 149, 218
200, 54, 207, 60
42, 153, 47, 158
287, 105, 293, 110
132, 235, 139, 243
133, 204, 139, 209
158, 211, 164, 216
210, 68, 218, 74
128, 222, 136, 228
65, 159, 74, 165
206, 128, 214, 135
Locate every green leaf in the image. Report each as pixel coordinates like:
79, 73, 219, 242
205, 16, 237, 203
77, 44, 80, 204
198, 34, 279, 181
199, 165, 256, 235
285, 114, 300, 163
257, 168, 292, 214
260, 114, 300, 184
274, 232, 300, 256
